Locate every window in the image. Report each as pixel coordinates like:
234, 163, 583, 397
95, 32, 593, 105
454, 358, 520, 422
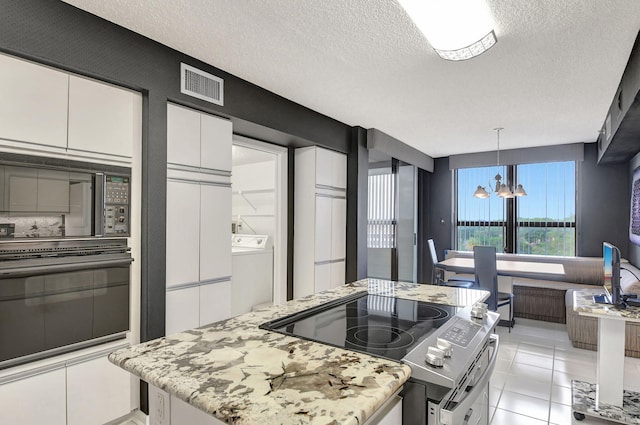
456, 161, 576, 256
368, 168, 396, 248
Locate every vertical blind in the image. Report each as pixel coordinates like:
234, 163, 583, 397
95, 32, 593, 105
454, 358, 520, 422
368, 171, 396, 248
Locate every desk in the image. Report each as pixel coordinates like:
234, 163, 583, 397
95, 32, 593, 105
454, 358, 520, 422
437, 257, 566, 279
437, 257, 566, 323
571, 291, 640, 423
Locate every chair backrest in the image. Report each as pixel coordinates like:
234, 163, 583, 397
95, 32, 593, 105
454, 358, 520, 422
473, 245, 498, 311
427, 239, 438, 263
427, 239, 439, 284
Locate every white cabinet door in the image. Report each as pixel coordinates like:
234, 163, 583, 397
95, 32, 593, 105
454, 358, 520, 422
314, 195, 332, 262
0, 367, 66, 424
332, 151, 347, 189
331, 197, 347, 260
0, 53, 69, 149
315, 147, 334, 187
68, 75, 140, 157
37, 169, 70, 213
166, 180, 200, 287
167, 103, 201, 167
314, 263, 332, 293
200, 184, 231, 281
5, 166, 37, 212
331, 260, 345, 289
66, 355, 132, 425
166, 287, 200, 335
200, 281, 232, 325
200, 113, 232, 172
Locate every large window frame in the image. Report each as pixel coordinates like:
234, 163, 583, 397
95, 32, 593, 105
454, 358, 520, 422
455, 161, 577, 255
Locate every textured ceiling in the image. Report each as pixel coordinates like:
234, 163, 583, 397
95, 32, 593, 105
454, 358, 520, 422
61, 0, 640, 158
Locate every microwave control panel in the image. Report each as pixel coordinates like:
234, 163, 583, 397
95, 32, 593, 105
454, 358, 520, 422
104, 175, 130, 236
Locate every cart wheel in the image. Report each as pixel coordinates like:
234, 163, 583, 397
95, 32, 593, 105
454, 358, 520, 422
573, 411, 585, 421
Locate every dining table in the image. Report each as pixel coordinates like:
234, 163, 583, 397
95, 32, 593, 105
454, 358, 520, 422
437, 256, 566, 323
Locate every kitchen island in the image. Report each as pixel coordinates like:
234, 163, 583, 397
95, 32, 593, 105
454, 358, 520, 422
109, 279, 489, 424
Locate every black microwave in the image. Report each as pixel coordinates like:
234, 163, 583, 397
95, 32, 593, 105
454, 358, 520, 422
0, 154, 131, 239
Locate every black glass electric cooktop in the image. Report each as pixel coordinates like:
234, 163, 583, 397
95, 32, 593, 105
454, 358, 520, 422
260, 292, 458, 361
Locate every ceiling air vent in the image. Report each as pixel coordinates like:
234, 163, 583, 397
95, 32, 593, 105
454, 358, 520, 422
180, 63, 224, 106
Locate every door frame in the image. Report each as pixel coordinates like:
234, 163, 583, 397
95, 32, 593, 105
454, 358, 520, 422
232, 135, 288, 306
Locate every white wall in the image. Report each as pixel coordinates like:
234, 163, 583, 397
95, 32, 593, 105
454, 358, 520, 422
231, 160, 276, 239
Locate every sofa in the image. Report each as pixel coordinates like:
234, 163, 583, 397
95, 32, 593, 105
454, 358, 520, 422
565, 264, 640, 357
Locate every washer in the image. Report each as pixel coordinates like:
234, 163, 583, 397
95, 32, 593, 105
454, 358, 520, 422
231, 235, 273, 315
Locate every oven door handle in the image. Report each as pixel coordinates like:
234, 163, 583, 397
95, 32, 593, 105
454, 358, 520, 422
439, 333, 499, 425
0, 257, 132, 278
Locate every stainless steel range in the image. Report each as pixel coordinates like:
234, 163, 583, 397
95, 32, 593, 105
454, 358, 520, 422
261, 292, 499, 425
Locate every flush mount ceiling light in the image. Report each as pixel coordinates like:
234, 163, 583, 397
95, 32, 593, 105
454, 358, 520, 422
398, 0, 497, 61
474, 128, 527, 199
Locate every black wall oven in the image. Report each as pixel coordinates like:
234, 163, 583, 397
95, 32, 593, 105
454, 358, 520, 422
0, 238, 132, 369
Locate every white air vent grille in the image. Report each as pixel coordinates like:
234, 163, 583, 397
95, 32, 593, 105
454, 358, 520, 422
180, 63, 224, 106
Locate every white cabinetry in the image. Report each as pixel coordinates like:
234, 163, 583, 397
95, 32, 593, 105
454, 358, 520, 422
0, 367, 67, 424
68, 75, 141, 158
294, 146, 347, 298
0, 346, 132, 425
166, 103, 232, 335
0, 52, 69, 149
0, 52, 141, 161
66, 355, 132, 425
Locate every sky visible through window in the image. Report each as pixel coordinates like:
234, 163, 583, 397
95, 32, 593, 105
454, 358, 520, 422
457, 162, 575, 222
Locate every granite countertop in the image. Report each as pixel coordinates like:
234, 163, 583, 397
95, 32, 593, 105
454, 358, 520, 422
573, 289, 640, 322
109, 279, 489, 424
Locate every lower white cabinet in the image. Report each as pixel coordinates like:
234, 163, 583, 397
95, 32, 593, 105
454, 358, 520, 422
0, 350, 132, 425
199, 281, 231, 326
314, 263, 331, 293
331, 260, 346, 290
0, 367, 67, 424
66, 355, 132, 425
166, 286, 200, 335
166, 280, 232, 335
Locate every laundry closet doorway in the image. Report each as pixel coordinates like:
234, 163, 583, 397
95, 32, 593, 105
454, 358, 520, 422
231, 136, 288, 314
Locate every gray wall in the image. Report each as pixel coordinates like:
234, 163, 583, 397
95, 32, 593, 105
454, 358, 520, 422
630, 152, 640, 266
578, 143, 630, 257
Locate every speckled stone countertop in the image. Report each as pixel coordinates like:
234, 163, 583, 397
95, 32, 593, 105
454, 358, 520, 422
573, 289, 640, 322
109, 279, 489, 424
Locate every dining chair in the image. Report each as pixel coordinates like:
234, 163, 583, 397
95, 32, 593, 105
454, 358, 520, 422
473, 245, 514, 331
427, 239, 475, 288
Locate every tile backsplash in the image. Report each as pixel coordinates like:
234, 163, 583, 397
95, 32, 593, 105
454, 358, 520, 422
0, 215, 64, 238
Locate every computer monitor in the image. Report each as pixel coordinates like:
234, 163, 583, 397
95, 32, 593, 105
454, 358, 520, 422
595, 242, 623, 307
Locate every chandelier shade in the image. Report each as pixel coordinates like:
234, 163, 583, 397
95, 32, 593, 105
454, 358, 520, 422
473, 128, 527, 199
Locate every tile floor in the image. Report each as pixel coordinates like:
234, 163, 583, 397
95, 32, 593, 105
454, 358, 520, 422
490, 318, 640, 425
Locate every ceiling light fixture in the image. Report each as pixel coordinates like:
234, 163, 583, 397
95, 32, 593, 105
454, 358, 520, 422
398, 0, 497, 61
474, 128, 527, 199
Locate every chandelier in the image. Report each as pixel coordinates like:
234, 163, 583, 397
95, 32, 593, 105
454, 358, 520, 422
473, 128, 527, 198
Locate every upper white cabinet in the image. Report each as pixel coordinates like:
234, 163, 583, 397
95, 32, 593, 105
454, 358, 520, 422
167, 103, 232, 172
167, 103, 201, 167
68, 76, 141, 158
201, 112, 232, 172
0, 52, 141, 160
315, 146, 347, 189
294, 146, 347, 298
0, 53, 69, 149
